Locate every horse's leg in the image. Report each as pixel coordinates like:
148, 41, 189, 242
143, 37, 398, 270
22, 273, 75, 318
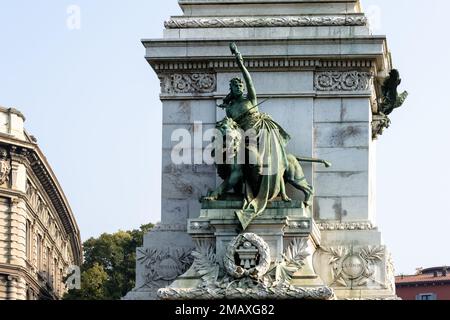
280, 177, 291, 202
287, 178, 314, 206
205, 165, 243, 200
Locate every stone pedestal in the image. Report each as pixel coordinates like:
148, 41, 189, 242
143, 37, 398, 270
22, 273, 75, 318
126, 0, 400, 300
157, 200, 334, 300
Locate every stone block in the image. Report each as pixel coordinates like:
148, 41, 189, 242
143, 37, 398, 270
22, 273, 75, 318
314, 147, 368, 172
314, 172, 368, 197
165, 26, 370, 40
188, 200, 202, 219
217, 71, 314, 95
179, 2, 359, 16
262, 98, 313, 156
314, 196, 369, 221
163, 124, 216, 149
314, 122, 370, 148
162, 172, 216, 200
162, 149, 215, 174
342, 98, 371, 122
320, 229, 382, 246
341, 197, 370, 222
314, 98, 341, 123
161, 200, 189, 225
314, 197, 341, 220
162, 100, 217, 124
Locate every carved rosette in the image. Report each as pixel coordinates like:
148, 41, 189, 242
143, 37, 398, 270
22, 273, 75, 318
165, 15, 368, 29
137, 247, 194, 288
0, 148, 11, 185
314, 71, 372, 91
159, 73, 216, 94
321, 246, 386, 288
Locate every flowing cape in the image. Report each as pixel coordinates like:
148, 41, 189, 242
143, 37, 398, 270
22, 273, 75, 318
235, 113, 291, 230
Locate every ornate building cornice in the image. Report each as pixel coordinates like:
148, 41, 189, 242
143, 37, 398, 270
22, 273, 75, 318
165, 15, 368, 29
1, 137, 82, 266
153, 59, 374, 72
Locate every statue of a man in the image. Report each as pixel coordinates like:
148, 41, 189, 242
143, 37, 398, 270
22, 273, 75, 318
220, 43, 293, 230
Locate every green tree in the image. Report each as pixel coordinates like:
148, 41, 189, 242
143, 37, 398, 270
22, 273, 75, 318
64, 223, 154, 300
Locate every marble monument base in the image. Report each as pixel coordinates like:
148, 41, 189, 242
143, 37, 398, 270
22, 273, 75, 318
157, 200, 335, 300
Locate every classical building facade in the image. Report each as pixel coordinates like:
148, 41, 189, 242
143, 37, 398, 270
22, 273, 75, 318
396, 267, 450, 300
0, 106, 82, 300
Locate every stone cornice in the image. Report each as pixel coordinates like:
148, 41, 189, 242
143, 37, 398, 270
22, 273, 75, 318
0, 263, 57, 299
152, 58, 375, 72
143, 36, 387, 46
165, 14, 367, 29
0, 135, 82, 266
0, 106, 26, 121
143, 37, 389, 72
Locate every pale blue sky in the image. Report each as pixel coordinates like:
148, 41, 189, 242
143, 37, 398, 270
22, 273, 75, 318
1, 0, 449, 275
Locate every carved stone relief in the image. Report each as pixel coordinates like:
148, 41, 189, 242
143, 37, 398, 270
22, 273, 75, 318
0, 148, 11, 185
314, 71, 372, 91
158, 236, 334, 300
321, 246, 386, 288
137, 247, 194, 288
317, 221, 376, 231
165, 15, 368, 29
159, 73, 216, 94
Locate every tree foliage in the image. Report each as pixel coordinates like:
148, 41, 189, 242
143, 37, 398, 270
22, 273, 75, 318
64, 223, 154, 300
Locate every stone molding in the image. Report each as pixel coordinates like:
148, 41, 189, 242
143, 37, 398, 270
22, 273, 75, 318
153, 59, 374, 71
165, 15, 368, 29
159, 73, 216, 94
153, 223, 188, 232
314, 71, 373, 91
317, 221, 376, 231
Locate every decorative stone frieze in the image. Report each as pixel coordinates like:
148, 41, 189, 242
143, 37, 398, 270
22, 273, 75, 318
165, 15, 368, 29
159, 73, 216, 94
317, 221, 376, 231
314, 71, 373, 91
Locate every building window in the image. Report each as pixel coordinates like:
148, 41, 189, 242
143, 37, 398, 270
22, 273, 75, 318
26, 221, 31, 261
47, 248, 52, 280
417, 293, 437, 300
36, 235, 42, 270
54, 258, 58, 291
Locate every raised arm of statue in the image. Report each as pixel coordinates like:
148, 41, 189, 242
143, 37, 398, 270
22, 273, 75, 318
230, 43, 257, 105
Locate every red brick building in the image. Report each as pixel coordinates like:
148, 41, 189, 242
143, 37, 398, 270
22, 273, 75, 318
396, 267, 450, 300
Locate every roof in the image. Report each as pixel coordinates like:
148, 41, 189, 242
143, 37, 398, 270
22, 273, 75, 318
396, 272, 450, 285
